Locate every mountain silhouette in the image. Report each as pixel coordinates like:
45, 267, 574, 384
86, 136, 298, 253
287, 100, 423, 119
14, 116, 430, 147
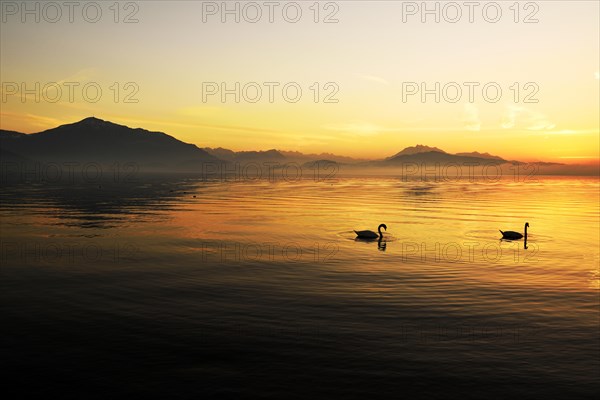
0, 117, 218, 170
203, 148, 287, 163
455, 151, 504, 161
203, 147, 363, 164
379, 146, 506, 166
2, 118, 581, 175
230, 149, 286, 163
384, 152, 506, 165
386, 145, 446, 160
278, 150, 367, 164
202, 147, 237, 161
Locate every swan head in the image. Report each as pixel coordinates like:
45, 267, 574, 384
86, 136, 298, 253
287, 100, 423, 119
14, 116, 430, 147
378, 224, 387, 232
525, 222, 530, 228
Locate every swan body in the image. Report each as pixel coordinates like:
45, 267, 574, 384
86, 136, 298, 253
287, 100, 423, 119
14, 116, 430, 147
499, 230, 523, 240
355, 224, 387, 239
500, 222, 529, 240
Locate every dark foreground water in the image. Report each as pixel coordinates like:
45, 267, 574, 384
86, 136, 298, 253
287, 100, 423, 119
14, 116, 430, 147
1, 176, 599, 398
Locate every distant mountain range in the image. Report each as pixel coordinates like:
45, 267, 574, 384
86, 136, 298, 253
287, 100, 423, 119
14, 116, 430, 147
386, 145, 447, 159
2, 117, 582, 175
203, 148, 287, 164
202, 147, 367, 164
455, 151, 504, 161
374, 144, 508, 166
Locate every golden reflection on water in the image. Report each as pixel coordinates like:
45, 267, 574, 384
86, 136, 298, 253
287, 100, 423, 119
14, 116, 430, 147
1, 176, 598, 293
146, 176, 600, 291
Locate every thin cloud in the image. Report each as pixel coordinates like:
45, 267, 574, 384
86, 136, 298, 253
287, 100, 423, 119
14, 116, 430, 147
0, 111, 64, 132
323, 121, 400, 136
462, 104, 481, 131
0, 68, 101, 103
356, 74, 389, 85
526, 129, 598, 136
177, 106, 223, 116
41, 68, 99, 95
501, 105, 555, 131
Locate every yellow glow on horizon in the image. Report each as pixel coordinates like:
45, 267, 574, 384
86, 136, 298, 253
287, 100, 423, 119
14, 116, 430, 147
1, 1, 598, 164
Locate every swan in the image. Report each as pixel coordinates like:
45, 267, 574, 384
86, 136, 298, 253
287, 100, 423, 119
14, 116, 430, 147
355, 224, 387, 239
500, 222, 529, 240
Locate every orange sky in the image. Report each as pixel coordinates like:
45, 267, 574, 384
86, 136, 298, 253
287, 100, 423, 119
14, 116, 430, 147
1, 1, 598, 163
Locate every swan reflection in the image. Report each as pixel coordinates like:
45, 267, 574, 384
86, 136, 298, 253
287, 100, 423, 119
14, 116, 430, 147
354, 236, 388, 252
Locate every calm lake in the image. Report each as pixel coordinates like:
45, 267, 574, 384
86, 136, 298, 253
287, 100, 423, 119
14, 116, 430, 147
1, 175, 599, 398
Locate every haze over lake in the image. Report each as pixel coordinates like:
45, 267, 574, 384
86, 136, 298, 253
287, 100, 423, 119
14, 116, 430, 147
2, 175, 598, 398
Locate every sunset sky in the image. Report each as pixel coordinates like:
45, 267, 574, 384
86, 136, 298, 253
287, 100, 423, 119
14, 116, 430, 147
1, 0, 598, 162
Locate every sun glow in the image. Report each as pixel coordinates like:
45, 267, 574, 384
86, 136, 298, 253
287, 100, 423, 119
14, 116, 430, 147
0, 1, 598, 163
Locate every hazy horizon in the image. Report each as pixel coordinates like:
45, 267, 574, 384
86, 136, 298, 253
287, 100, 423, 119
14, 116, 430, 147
3, 115, 599, 167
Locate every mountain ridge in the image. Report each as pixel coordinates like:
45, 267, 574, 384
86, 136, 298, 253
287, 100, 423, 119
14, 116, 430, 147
0, 117, 219, 169
1, 117, 570, 169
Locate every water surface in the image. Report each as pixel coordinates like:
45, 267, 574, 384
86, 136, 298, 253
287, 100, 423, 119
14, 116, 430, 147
1, 176, 598, 398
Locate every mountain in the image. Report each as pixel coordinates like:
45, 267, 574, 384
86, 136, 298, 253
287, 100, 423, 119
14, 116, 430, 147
0, 146, 33, 164
0, 117, 219, 170
203, 147, 236, 161
384, 151, 506, 165
0, 130, 27, 139
233, 149, 286, 163
3, 118, 580, 176
203, 148, 364, 165
203, 148, 286, 163
279, 150, 366, 164
377, 145, 508, 166
455, 151, 504, 161
383, 145, 509, 164
386, 145, 446, 160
